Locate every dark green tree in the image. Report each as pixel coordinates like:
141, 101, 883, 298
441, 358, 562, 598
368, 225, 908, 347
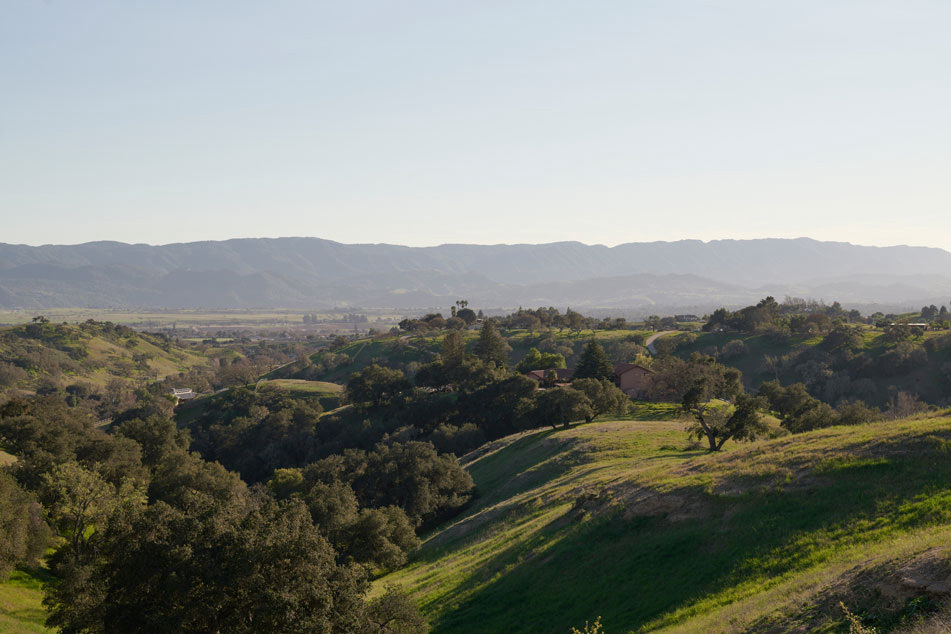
683, 388, 768, 451
0, 471, 50, 578
572, 340, 614, 381
46, 496, 370, 634
515, 347, 567, 373
532, 388, 593, 429
440, 330, 466, 367
473, 320, 510, 367
346, 365, 410, 409
365, 585, 429, 634
570, 378, 630, 422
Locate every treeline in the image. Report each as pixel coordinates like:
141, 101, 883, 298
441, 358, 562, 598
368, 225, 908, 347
690, 297, 951, 410
703, 296, 863, 335
398, 304, 640, 335
642, 349, 924, 455
705, 296, 951, 335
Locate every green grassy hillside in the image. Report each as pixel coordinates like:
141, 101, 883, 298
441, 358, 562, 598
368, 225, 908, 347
0, 569, 53, 634
0, 320, 209, 396
379, 412, 951, 633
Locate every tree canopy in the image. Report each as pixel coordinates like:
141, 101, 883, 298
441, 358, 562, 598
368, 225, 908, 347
572, 340, 615, 381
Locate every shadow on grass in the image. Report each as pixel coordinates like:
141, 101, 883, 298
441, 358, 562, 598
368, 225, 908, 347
414, 429, 585, 561
425, 438, 951, 634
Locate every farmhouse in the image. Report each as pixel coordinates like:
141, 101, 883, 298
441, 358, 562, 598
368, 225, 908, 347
524, 368, 572, 387
613, 363, 654, 398
525, 364, 654, 398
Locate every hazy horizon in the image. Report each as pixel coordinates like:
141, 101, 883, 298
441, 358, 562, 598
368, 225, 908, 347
4, 235, 951, 253
4, 1, 951, 250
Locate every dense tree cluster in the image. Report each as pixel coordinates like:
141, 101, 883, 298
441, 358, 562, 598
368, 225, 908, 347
0, 379, 432, 632
703, 297, 860, 335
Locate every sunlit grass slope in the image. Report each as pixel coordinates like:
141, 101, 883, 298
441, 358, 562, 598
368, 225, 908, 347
380, 412, 951, 633
0, 569, 53, 634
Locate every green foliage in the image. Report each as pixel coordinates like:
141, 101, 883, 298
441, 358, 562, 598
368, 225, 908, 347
305, 441, 474, 527
652, 354, 742, 405
683, 393, 769, 451
456, 375, 537, 439
0, 473, 50, 578
182, 387, 324, 483
366, 585, 429, 634
415, 356, 506, 392
45, 496, 370, 634
757, 380, 882, 432
0, 396, 146, 491
531, 387, 594, 429
569, 616, 603, 634
570, 378, 630, 422
41, 461, 146, 568
347, 365, 411, 409
841, 602, 879, 634
266, 467, 305, 499
822, 324, 864, 353
515, 347, 567, 373
473, 320, 511, 367
572, 340, 614, 381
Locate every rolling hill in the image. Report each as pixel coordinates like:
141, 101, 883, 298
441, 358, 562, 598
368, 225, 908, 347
0, 319, 211, 399
378, 412, 951, 633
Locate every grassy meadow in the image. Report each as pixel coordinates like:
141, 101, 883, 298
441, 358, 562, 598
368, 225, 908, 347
0, 568, 53, 634
378, 411, 951, 633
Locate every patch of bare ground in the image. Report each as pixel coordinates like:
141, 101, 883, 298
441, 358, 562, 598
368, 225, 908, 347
745, 548, 951, 633
900, 602, 951, 633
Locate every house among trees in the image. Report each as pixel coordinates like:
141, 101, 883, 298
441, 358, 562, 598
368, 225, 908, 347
523, 363, 653, 398
675, 314, 700, 322
170, 387, 196, 403
525, 369, 572, 387
613, 363, 654, 398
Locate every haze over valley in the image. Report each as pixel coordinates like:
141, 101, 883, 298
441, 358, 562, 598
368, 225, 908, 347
2, 237, 950, 313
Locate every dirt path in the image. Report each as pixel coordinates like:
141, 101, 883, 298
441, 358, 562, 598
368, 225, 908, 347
645, 330, 678, 354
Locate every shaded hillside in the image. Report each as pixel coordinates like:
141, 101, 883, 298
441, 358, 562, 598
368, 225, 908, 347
378, 414, 951, 633
3, 238, 951, 309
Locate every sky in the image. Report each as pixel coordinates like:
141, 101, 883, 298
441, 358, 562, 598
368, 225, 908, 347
2, 1, 950, 249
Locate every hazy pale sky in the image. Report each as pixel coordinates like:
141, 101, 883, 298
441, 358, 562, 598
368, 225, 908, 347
2, 1, 950, 249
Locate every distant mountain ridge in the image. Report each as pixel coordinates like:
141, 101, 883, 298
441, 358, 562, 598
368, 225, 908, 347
1, 237, 949, 311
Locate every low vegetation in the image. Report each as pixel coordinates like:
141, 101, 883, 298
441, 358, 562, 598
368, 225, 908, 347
380, 412, 951, 633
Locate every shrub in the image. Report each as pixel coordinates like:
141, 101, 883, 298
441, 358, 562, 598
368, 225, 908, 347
720, 339, 748, 359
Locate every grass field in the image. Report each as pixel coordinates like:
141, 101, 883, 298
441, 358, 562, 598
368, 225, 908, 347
257, 379, 344, 394
378, 411, 951, 633
257, 378, 344, 409
0, 569, 52, 634
0, 449, 15, 467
